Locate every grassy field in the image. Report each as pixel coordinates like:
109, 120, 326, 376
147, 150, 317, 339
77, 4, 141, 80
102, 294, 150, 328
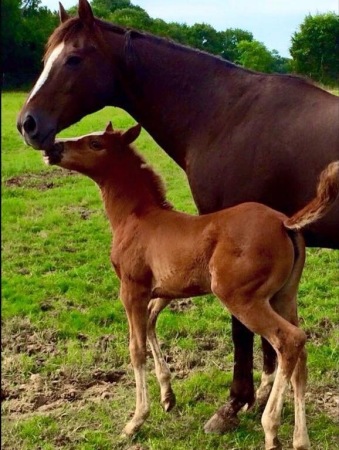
2, 91, 339, 450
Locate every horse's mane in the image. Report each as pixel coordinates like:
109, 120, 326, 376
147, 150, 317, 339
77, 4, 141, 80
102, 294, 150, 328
45, 16, 316, 89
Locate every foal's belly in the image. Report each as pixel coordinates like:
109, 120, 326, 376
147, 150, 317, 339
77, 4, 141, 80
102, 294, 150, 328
150, 268, 211, 300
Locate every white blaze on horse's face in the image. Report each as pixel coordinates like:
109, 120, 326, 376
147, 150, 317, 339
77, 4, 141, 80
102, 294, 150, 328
27, 43, 65, 103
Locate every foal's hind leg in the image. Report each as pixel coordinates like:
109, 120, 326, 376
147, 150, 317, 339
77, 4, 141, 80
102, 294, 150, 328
229, 301, 307, 449
147, 298, 176, 412
290, 347, 310, 450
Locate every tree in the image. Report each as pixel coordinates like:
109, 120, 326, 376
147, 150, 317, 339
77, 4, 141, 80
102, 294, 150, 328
185, 23, 224, 55
2, 0, 57, 88
219, 28, 253, 62
290, 12, 339, 86
1, 0, 23, 73
111, 7, 152, 30
236, 40, 275, 72
91, 0, 136, 19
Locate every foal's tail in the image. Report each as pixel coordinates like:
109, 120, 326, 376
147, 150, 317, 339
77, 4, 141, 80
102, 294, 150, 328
284, 161, 339, 231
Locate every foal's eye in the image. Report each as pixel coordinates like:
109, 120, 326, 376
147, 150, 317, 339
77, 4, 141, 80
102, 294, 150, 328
65, 55, 82, 67
90, 140, 103, 151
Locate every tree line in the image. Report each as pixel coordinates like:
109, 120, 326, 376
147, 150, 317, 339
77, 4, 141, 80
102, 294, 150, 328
2, 0, 338, 88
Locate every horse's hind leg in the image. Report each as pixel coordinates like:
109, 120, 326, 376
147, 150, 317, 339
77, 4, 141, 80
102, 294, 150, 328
204, 316, 255, 433
147, 298, 176, 412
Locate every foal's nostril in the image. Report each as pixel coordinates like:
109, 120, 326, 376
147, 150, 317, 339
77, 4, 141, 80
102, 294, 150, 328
23, 115, 37, 136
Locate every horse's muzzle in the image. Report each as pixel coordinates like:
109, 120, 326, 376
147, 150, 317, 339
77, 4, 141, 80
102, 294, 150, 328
17, 110, 57, 151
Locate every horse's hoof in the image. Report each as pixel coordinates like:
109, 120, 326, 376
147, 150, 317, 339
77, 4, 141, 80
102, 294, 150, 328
162, 390, 176, 412
204, 412, 240, 434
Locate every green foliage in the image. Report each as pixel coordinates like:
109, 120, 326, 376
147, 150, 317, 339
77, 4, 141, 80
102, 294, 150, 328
219, 28, 253, 61
2, 0, 58, 88
110, 7, 152, 30
236, 40, 276, 72
91, 0, 138, 19
185, 23, 224, 55
2, 0, 293, 89
290, 12, 339, 86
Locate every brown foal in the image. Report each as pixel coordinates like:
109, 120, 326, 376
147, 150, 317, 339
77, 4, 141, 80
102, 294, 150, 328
44, 123, 339, 449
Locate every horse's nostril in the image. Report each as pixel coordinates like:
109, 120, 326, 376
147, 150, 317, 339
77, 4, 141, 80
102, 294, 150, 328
23, 115, 37, 136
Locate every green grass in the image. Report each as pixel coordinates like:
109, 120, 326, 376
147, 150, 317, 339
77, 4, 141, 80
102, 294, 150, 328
2, 91, 339, 450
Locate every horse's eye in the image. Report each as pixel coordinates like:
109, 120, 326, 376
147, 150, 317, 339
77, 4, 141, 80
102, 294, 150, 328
66, 55, 82, 67
90, 140, 103, 151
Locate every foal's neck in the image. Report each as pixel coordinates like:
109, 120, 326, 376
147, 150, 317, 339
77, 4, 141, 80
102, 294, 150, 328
98, 148, 172, 230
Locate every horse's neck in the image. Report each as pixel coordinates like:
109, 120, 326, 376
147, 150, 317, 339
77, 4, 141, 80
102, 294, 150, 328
111, 33, 251, 169
98, 155, 167, 230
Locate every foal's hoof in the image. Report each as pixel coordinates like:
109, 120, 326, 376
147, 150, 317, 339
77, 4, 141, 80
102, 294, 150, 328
265, 437, 283, 450
121, 421, 140, 438
162, 390, 176, 412
204, 412, 239, 434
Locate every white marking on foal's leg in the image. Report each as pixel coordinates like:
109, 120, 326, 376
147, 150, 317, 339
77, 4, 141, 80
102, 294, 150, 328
261, 366, 289, 449
27, 43, 64, 103
122, 364, 149, 437
291, 350, 310, 450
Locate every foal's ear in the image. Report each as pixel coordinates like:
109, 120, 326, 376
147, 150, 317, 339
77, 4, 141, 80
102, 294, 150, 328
78, 0, 94, 28
105, 121, 113, 133
122, 124, 142, 145
59, 2, 69, 23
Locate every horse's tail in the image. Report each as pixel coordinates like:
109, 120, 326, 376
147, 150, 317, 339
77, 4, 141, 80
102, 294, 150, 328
284, 161, 339, 231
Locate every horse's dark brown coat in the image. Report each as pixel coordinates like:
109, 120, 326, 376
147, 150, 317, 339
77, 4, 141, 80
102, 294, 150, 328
16, 0, 339, 429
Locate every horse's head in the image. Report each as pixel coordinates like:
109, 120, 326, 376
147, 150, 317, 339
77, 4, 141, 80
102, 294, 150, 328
44, 122, 141, 180
17, 0, 126, 150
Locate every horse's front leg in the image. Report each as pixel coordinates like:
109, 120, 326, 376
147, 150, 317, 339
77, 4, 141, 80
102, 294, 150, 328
120, 282, 151, 437
205, 316, 255, 433
147, 298, 176, 412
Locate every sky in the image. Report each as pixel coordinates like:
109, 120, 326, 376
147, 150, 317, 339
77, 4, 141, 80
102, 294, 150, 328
40, 0, 338, 57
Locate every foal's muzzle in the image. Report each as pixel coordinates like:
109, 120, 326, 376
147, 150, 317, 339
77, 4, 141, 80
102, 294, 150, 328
43, 141, 64, 165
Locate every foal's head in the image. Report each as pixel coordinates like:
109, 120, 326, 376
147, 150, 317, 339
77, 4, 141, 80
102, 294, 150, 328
45, 122, 141, 181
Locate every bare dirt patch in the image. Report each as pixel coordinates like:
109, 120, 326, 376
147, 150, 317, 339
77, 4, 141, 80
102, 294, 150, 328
3, 169, 79, 190
1, 318, 128, 418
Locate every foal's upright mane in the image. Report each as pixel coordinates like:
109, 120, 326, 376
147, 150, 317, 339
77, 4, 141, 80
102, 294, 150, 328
106, 130, 173, 211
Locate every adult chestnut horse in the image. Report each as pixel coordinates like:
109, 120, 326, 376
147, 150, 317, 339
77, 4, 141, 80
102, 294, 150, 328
17, 0, 339, 432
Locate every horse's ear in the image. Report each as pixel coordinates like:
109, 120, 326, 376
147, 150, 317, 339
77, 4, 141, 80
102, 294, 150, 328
105, 121, 113, 133
78, 0, 94, 28
59, 2, 69, 23
123, 124, 142, 145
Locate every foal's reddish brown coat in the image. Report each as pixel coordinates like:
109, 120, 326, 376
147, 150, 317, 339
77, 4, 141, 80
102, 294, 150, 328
45, 123, 339, 449
17, 0, 339, 427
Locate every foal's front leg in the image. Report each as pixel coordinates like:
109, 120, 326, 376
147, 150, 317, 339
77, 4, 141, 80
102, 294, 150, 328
120, 282, 151, 437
